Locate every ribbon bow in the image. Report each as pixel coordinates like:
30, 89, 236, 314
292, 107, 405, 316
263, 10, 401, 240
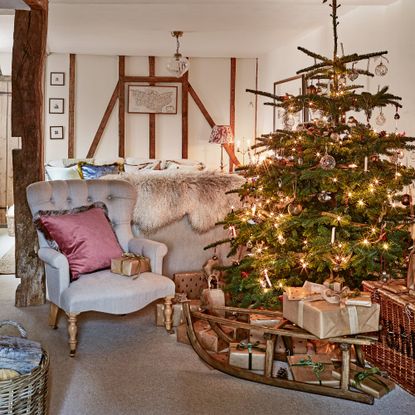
237, 341, 266, 352
122, 252, 146, 260
354, 367, 390, 391
322, 286, 361, 306
291, 355, 325, 385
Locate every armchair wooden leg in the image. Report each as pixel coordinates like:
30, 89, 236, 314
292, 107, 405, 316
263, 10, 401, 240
164, 296, 174, 334
48, 303, 59, 329
68, 313, 79, 357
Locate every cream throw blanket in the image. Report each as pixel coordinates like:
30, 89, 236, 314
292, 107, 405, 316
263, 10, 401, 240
111, 170, 245, 233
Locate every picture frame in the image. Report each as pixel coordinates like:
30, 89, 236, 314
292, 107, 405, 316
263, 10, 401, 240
127, 85, 178, 114
273, 74, 309, 131
49, 98, 64, 114
50, 126, 64, 140
50, 72, 65, 86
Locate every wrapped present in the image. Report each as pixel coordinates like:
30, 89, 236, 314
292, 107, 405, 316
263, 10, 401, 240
197, 326, 228, 353
156, 300, 200, 327
323, 276, 345, 293
284, 286, 322, 301
177, 320, 209, 345
173, 272, 208, 299
332, 364, 395, 398
249, 313, 283, 343
344, 292, 372, 307
201, 289, 226, 317
288, 354, 340, 387
283, 294, 380, 339
111, 253, 151, 277
229, 342, 266, 371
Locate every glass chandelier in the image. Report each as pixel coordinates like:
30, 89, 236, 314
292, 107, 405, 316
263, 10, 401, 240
166, 31, 190, 77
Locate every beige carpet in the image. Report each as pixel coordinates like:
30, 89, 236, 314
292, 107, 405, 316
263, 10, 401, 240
0, 275, 414, 415
0, 246, 15, 274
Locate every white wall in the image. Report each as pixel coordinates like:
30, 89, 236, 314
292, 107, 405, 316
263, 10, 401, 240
258, 0, 415, 140
0, 53, 12, 76
44, 54, 256, 169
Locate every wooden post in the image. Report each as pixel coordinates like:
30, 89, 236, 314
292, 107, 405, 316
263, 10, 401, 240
12, 2, 48, 306
264, 333, 276, 378
148, 56, 156, 158
229, 58, 236, 172
340, 343, 351, 391
181, 69, 189, 159
118, 56, 125, 158
68, 53, 76, 158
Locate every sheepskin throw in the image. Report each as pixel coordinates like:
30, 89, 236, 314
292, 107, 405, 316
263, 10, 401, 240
113, 171, 245, 233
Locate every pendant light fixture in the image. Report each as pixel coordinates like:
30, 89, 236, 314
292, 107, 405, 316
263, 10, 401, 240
166, 31, 189, 77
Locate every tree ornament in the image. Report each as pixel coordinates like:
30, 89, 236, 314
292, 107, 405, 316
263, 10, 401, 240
394, 107, 400, 120
370, 154, 380, 163
228, 225, 237, 239
348, 63, 359, 81
376, 109, 386, 126
307, 84, 317, 95
318, 191, 332, 203
241, 271, 249, 279
375, 61, 388, 76
330, 132, 340, 141
284, 113, 296, 129
246, 240, 253, 249
380, 270, 390, 283
347, 116, 358, 128
401, 194, 412, 206
319, 154, 336, 170
288, 202, 303, 216
297, 157, 304, 166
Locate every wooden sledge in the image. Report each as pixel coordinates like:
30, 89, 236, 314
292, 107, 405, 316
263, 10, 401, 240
181, 301, 379, 405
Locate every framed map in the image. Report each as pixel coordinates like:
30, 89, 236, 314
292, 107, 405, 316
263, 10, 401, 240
128, 85, 178, 114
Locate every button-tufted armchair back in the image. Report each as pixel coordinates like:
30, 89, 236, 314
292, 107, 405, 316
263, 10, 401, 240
26, 179, 136, 251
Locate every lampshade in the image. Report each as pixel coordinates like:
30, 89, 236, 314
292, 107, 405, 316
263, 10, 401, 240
209, 125, 233, 145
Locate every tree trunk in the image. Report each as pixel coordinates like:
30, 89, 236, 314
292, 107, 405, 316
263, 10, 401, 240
11, 5, 48, 307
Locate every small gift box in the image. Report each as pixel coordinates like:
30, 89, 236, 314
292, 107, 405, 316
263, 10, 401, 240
288, 354, 340, 387
156, 300, 201, 327
344, 292, 372, 307
197, 326, 228, 353
249, 313, 283, 343
229, 342, 266, 371
173, 272, 208, 299
323, 276, 345, 293
283, 293, 380, 339
111, 253, 151, 277
332, 364, 395, 398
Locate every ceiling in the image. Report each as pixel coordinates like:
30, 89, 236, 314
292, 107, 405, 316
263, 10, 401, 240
0, 0, 398, 57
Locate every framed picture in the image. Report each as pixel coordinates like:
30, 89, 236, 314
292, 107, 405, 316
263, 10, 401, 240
50, 126, 64, 140
49, 98, 64, 114
128, 85, 178, 114
50, 72, 65, 86
273, 74, 309, 131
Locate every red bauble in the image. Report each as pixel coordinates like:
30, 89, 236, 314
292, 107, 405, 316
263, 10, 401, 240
241, 271, 249, 279
402, 194, 412, 206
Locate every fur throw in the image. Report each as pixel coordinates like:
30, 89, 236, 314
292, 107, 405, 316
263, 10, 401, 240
113, 170, 245, 233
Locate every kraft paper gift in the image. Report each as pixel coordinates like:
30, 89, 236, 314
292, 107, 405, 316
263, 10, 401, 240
288, 354, 340, 387
229, 342, 266, 371
197, 327, 228, 353
332, 364, 395, 398
173, 272, 208, 299
249, 313, 283, 343
283, 294, 380, 339
111, 254, 151, 277
156, 300, 200, 327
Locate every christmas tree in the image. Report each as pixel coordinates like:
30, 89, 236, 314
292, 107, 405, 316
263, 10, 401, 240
208, 0, 415, 309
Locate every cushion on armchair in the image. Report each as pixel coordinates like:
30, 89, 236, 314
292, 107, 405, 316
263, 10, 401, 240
78, 162, 123, 180
34, 203, 123, 280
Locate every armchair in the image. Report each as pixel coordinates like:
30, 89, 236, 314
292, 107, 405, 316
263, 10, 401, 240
26, 179, 175, 356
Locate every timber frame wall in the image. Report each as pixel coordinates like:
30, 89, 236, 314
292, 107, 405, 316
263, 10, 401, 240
66, 56, 241, 167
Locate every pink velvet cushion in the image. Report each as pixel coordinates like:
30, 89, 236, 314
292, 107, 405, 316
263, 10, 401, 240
37, 207, 123, 280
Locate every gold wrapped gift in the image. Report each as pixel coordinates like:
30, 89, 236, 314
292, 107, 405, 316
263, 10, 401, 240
156, 300, 200, 327
111, 253, 151, 277
283, 294, 380, 339
288, 354, 340, 387
323, 276, 345, 293
229, 342, 266, 371
332, 364, 395, 398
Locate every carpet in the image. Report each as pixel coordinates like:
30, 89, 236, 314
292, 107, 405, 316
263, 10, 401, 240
0, 275, 414, 415
0, 246, 15, 274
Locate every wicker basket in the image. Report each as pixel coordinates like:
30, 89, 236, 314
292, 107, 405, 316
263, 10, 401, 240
362, 280, 415, 396
0, 322, 49, 415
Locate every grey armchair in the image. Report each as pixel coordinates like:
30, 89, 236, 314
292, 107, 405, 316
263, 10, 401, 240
26, 179, 175, 356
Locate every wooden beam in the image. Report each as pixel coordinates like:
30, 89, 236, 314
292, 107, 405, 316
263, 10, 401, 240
229, 57, 236, 172
118, 56, 125, 158
148, 56, 156, 158
181, 70, 189, 159
86, 81, 119, 158
188, 83, 215, 129
23, 0, 47, 10
123, 76, 183, 84
12, 6, 48, 306
68, 53, 76, 158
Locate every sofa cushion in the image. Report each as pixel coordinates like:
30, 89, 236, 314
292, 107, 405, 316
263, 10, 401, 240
78, 162, 123, 180
45, 165, 81, 181
34, 204, 123, 280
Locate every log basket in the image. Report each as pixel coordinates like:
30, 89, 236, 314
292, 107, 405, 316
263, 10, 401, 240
0, 321, 49, 415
